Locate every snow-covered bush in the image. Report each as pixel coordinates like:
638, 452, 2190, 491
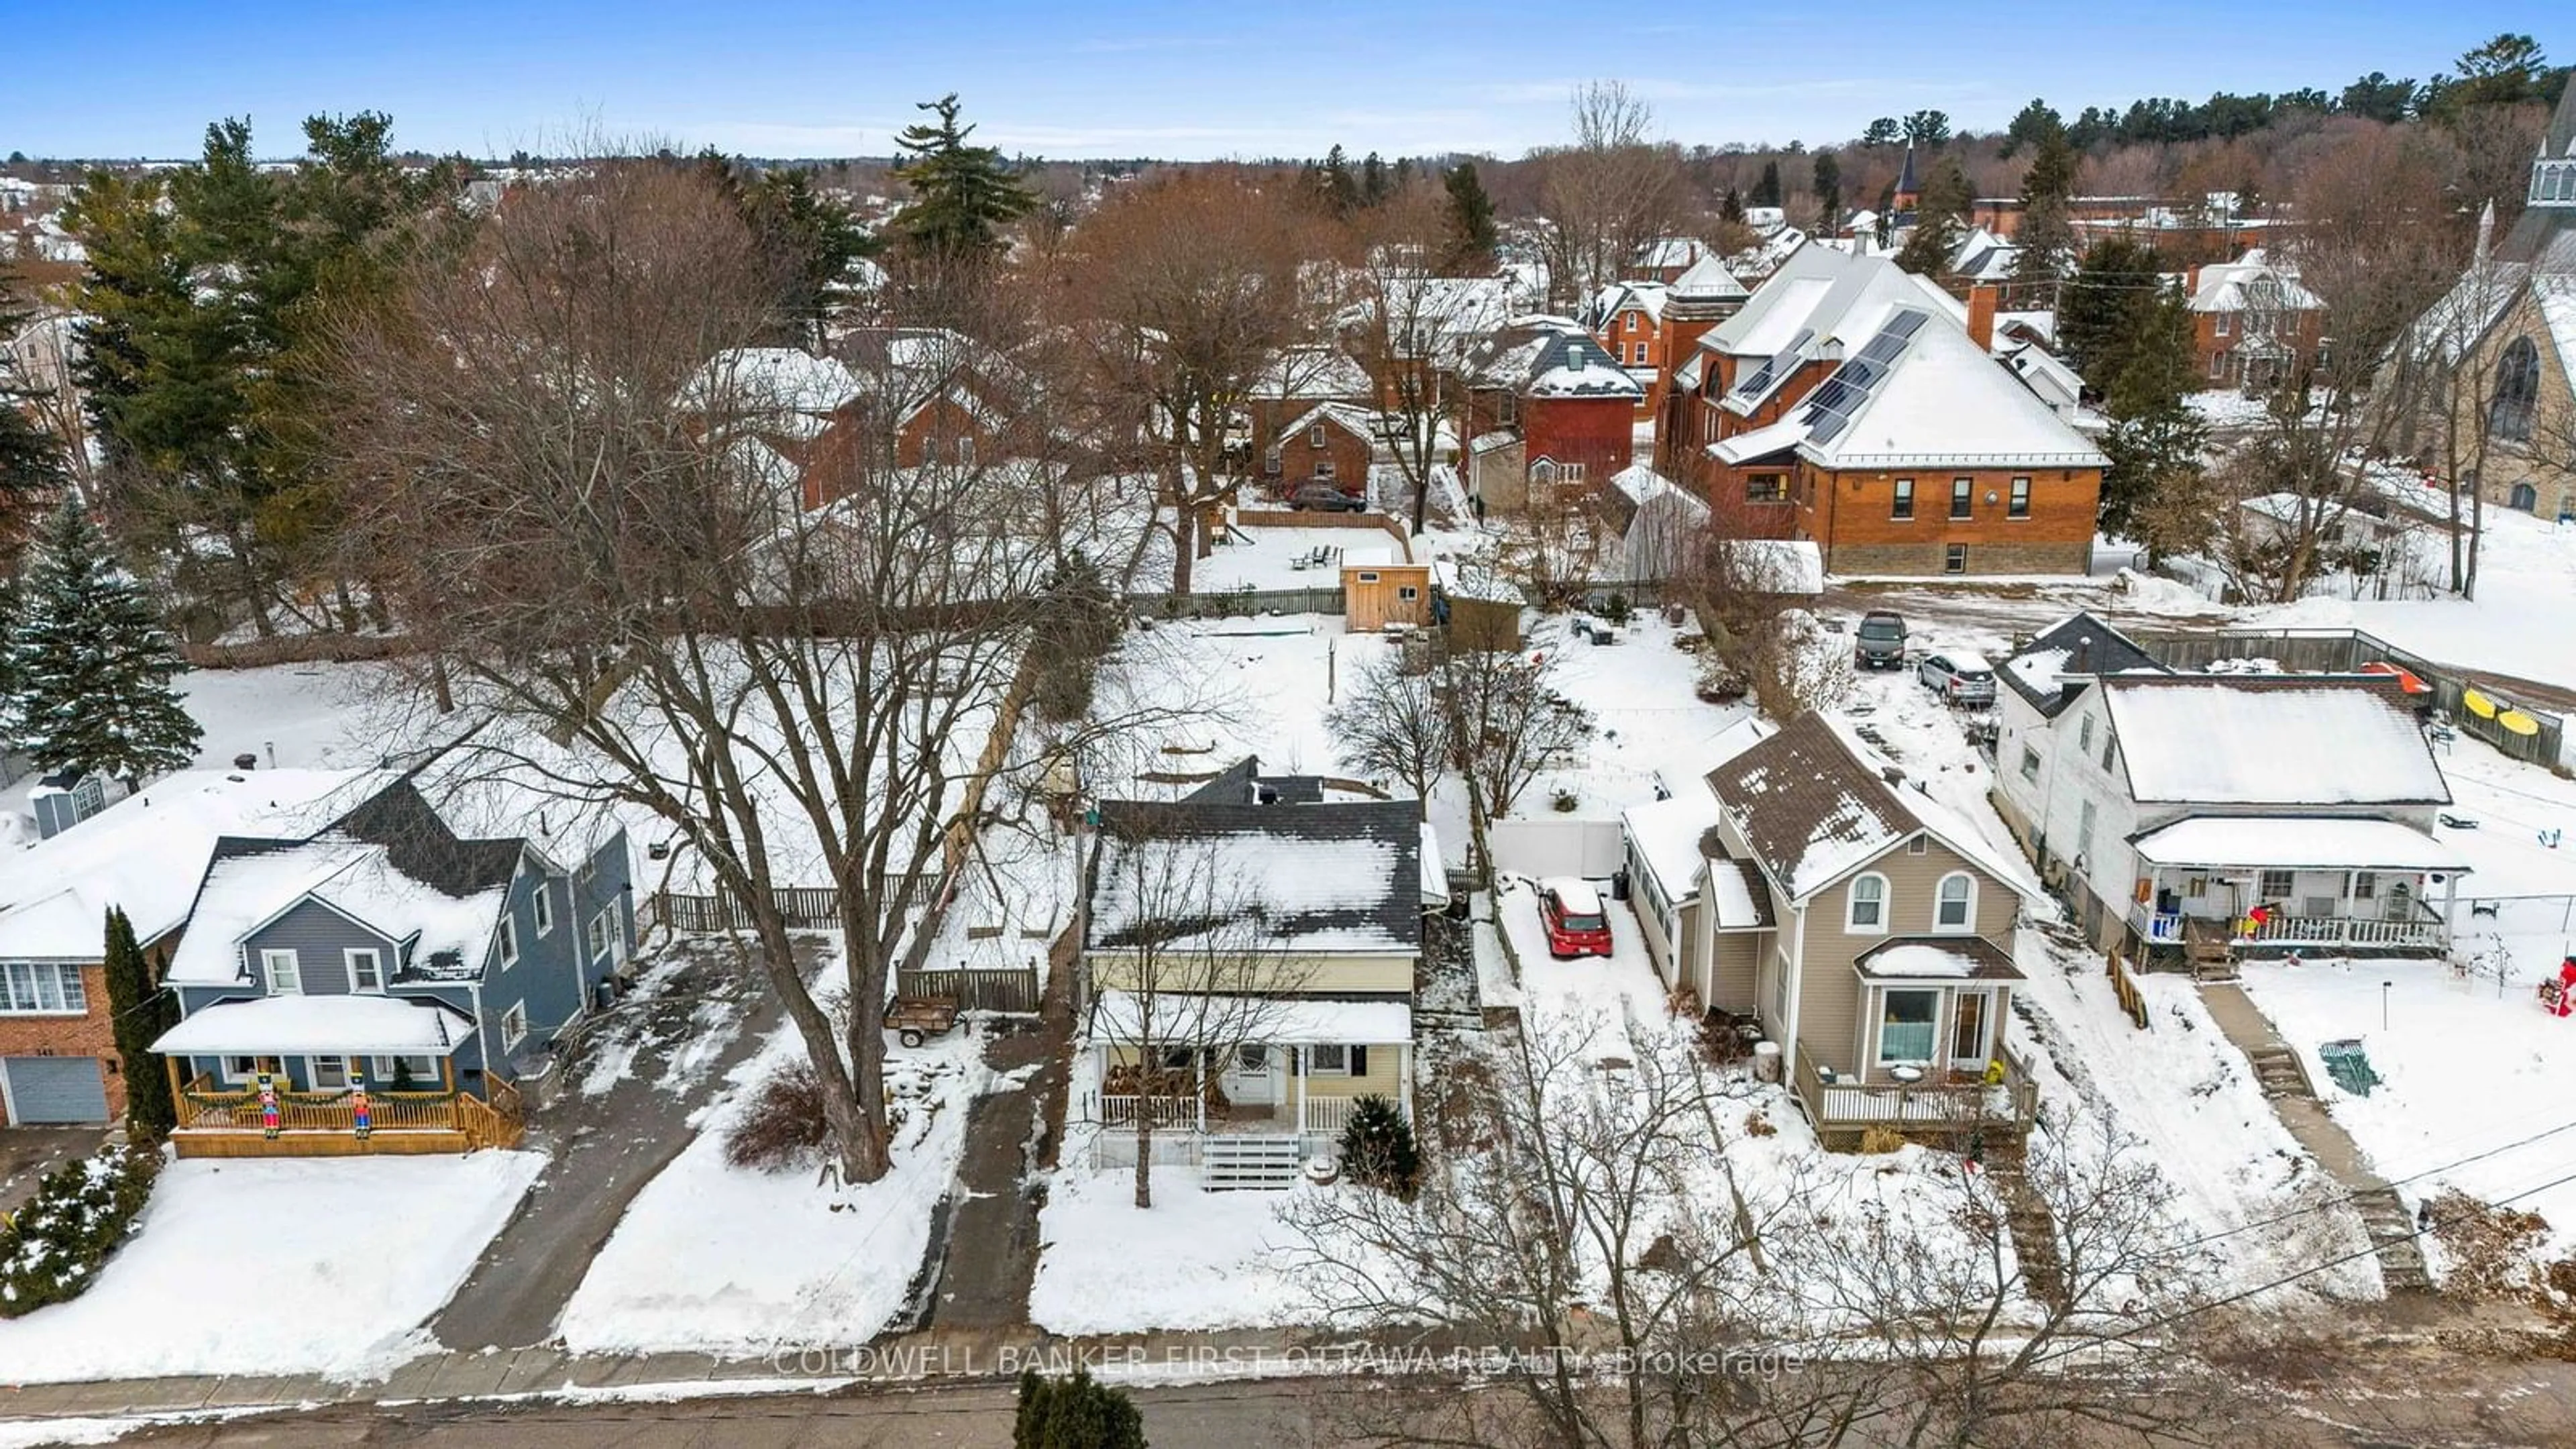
0, 1143, 160, 1317
723, 1059, 830, 1171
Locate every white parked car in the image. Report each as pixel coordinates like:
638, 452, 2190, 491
1917, 651, 1996, 706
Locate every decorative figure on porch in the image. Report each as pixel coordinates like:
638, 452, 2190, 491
1964, 1126, 1986, 1177
2558, 958, 2576, 1019
2238, 904, 2273, 940
257, 1074, 280, 1140
352, 1079, 371, 1141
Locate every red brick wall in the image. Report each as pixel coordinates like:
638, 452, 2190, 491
895, 395, 991, 469
1266, 421, 1373, 494
1593, 307, 1663, 417
0, 965, 121, 1122
1521, 396, 1634, 482
1796, 463, 2100, 575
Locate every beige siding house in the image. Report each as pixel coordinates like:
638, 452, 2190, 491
1688, 712, 2043, 1148
1077, 761, 1430, 1185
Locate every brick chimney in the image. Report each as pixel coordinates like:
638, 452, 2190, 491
1966, 283, 1999, 353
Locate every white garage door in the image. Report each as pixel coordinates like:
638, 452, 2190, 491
2, 1056, 111, 1124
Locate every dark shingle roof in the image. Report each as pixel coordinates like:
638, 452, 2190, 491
331, 780, 521, 898
1705, 712, 1920, 899
1087, 796, 1424, 953
1997, 611, 2166, 718
1855, 936, 2023, 981
1181, 757, 1327, 806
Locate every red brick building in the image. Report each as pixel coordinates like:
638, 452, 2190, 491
1263, 402, 1378, 498
1247, 344, 1377, 463
1455, 322, 1643, 510
1665, 247, 2104, 575
2185, 253, 2326, 390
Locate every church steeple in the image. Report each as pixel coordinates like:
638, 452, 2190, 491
1892, 145, 1921, 214
2501, 80, 2576, 267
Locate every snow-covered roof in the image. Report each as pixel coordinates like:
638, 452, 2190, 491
1707, 712, 2037, 901
1254, 344, 1375, 400
1854, 936, 2021, 981
1794, 309, 2109, 470
1088, 798, 1424, 955
1591, 282, 1670, 328
2188, 254, 2324, 314
1085, 991, 1412, 1046
1998, 612, 2165, 717
1950, 228, 2021, 282
165, 831, 515, 987
1709, 415, 1811, 465
1607, 462, 1705, 516
1670, 252, 1750, 303
152, 994, 478, 1056
677, 347, 860, 416
2099, 678, 2450, 806
0, 769, 380, 961
2130, 816, 2469, 871
2537, 276, 2576, 384
1637, 236, 1706, 269
1708, 859, 1770, 929
1278, 400, 1379, 446
1621, 796, 1713, 900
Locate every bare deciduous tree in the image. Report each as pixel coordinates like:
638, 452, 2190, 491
1326, 651, 1447, 802
1534, 83, 1691, 312
1287, 1012, 2258, 1448
320, 160, 1177, 1184
1046, 171, 1326, 592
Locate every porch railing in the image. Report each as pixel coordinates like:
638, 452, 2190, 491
173, 1075, 525, 1148
1096, 1090, 1367, 1136
1790, 1045, 2039, 1137
1098, 1093, 1203, 1130
1301, 1095, 1359, 1135
2134, 904, 2447, 951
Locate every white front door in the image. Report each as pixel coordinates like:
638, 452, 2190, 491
1223, 1044, 1279, 1106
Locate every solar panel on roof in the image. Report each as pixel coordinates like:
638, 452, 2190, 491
1858, 332, 1909, 365
1886, 311, 1928, 338
1808, 411, 1850, 443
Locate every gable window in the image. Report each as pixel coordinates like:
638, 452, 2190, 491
1891, 478, 1915, 519
1907, 835, 1929, 855
1263, 450, 1281, 477
501, 1000, 530, 1052
2008, 477, 2031, 518
497, 916, 519, 970
532, 884, 554, 938
1934, 873, 1976, 931
1949, 478, 1973, 519
0, 963, 87, 1014
1876, 989, 1939, 1064
1846, 873, 1889, 932
1309, 423, 1328, 447
2492, 337, 2541, 442
1625, 313, 1640, 333
1746, 473, 1788, 502
2258, 869, 2295, 900
1943, 543, 1968, 574
2019, 745, 2040, 781
2214, 313, 2232, 337
262, 948, 302, 996
345, 948, 383, 994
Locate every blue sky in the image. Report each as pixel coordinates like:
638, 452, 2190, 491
0, 2, 2549, 161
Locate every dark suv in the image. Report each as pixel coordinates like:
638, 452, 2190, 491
1288, 483, 1366, 513
1854, 610, 1909, 669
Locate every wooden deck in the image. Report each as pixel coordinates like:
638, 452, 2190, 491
168, 1073, 525, 1158
1790, 1047, 2039, 1151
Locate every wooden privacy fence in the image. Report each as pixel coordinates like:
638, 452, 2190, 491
643, 885, 843, 934
1129, 587, 1347, 619
898, 965, 1041, 1013
2106, 949, 2152, 1031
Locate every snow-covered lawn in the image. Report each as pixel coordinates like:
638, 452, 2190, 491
1028, 1166, 1322, 1334
2242, 958, 2576, 1258
1534, 612, 1756, 814
556, 1022, 998, 1356
0, 1151, 543, 1384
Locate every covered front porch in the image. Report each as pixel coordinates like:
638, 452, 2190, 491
2127, 816, 2465, 959
152, 995, 521, 1157
1083, 992, 1414, 1178
1791, 937, 2039, 1150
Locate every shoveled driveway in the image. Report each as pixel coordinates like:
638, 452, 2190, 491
912, 967, 1074, 1330
430, 939, 790, 1351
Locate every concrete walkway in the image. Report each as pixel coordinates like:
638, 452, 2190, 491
430, 943, 784, 1351
2196, 981, 2430, 1291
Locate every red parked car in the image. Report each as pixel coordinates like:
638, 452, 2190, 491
1539, 877, 1613, 959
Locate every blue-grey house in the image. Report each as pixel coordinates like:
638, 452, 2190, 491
150, 776, 633, 1154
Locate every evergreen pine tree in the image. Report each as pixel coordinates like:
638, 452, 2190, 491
1720, 187, 1745, 223
1440, 162, 1499, 272
1320, 145, 1360, 217
1014, 1368, 1146, 1449
2097, 288, 2206, 539
1892, 156, 1971, 276
2060, 238, 2165, 389
103, 907, 176, 1138
7, 498, 201, 784
2010, 127, 2081, 301
1360, 150, 1389, 207
1811, 153, 1843, 231
890, 94, 1036, 260
1751, 160, 1782, 209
